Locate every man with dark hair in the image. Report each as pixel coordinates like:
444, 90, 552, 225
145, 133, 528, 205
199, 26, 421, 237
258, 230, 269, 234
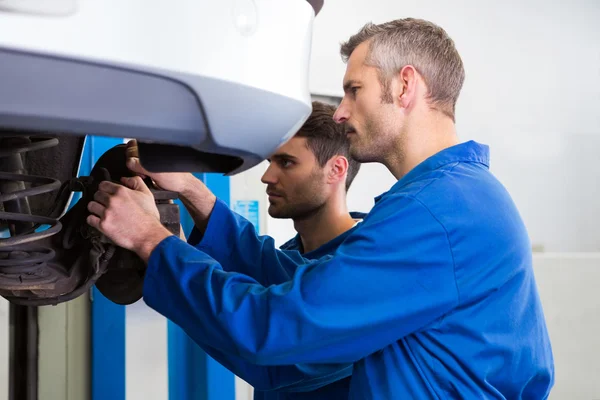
88, 18, 554, 399
118, 102, 364, 399
293, 101, 360, 192
251, 100, 364, 398
262, 101, 362, 254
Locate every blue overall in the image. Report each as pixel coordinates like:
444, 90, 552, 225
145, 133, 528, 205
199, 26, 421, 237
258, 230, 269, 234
186, 212, 367, 399
144, 141, 554, 399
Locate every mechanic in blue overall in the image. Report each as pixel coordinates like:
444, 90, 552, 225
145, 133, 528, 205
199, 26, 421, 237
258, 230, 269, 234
185, 101, 365, 399
88, 18, 555, 399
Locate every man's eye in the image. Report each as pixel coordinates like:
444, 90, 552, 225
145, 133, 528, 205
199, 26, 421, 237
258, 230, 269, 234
351, 87, 359, 95
281, 160, 293, 168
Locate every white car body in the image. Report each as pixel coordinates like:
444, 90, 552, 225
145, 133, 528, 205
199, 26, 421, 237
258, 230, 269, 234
0, 0, 319, 174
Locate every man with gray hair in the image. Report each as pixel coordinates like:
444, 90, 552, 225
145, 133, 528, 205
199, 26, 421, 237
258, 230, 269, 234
87, 18, 555, 399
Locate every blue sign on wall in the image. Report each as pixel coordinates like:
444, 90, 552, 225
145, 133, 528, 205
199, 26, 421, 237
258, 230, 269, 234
233, 200, 260, 233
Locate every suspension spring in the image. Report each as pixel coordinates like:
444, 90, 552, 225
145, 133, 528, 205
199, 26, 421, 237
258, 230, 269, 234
0, 136, 63, 292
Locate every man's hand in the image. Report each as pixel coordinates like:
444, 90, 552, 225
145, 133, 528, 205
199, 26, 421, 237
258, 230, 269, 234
86, 176, 173, 262
125, 139, 194, 194
125, 139, 218, 234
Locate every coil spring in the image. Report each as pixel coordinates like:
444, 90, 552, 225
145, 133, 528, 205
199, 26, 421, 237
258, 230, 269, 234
0, 137, 63, 290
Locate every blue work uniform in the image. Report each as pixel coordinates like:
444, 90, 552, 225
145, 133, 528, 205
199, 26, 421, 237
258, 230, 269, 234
258, 211, 366, 399
185, 212, 366, 399
144, 141, 555, 399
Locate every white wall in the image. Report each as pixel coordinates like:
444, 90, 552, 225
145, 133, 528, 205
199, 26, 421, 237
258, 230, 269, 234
534, 254, 600, 399
126, 300, 169, 400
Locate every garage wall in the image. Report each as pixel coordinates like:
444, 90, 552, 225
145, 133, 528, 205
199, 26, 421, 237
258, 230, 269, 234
534, 254, 600, 399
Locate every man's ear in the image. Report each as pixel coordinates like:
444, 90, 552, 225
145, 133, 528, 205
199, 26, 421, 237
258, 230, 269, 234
327, 155, 349, 186
393, 65, 418, 109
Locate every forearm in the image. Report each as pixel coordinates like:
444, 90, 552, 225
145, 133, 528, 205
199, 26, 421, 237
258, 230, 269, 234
201, 343, 352, 392
188, 198, 303, 285
178, 174, 217, 235
175, 175, 293, 283
143, 196, 459, 366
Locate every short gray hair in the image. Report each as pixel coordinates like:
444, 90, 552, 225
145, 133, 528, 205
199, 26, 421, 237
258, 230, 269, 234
341, 18, 465, 121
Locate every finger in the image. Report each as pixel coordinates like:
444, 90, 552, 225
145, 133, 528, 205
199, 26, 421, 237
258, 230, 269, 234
121, 176, 152, 195
125, 139, 139, 157
87, 201, 106, 218
98, 181, 120, 195
126, 157, 150, 178
86, 214, 101, 230
93, 190, 111, 207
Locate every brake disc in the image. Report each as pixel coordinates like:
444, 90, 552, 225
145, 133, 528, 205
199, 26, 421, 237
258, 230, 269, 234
89, 144, 180, 305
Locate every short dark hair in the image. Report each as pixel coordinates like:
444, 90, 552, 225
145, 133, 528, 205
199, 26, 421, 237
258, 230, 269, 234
296, 101, 360, 191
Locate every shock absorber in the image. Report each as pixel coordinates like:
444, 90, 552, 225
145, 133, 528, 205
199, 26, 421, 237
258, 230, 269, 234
0, 135, 63, 400
0, 136, 63, 292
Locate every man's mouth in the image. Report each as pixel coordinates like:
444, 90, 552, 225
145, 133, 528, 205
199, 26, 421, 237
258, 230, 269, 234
266, 189, 283, 198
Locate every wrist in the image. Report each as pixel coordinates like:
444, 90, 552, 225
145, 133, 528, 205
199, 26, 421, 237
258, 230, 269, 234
179, 173, 202, 199
179, 176, 217, 218
134, 223, 173, 263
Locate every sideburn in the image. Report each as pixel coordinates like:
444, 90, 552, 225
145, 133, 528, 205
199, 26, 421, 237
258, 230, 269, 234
378, 73, 394, 104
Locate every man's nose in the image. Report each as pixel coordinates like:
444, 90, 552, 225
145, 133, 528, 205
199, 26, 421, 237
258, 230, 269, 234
261, 163, 278, 185
333, 100, 350, 124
